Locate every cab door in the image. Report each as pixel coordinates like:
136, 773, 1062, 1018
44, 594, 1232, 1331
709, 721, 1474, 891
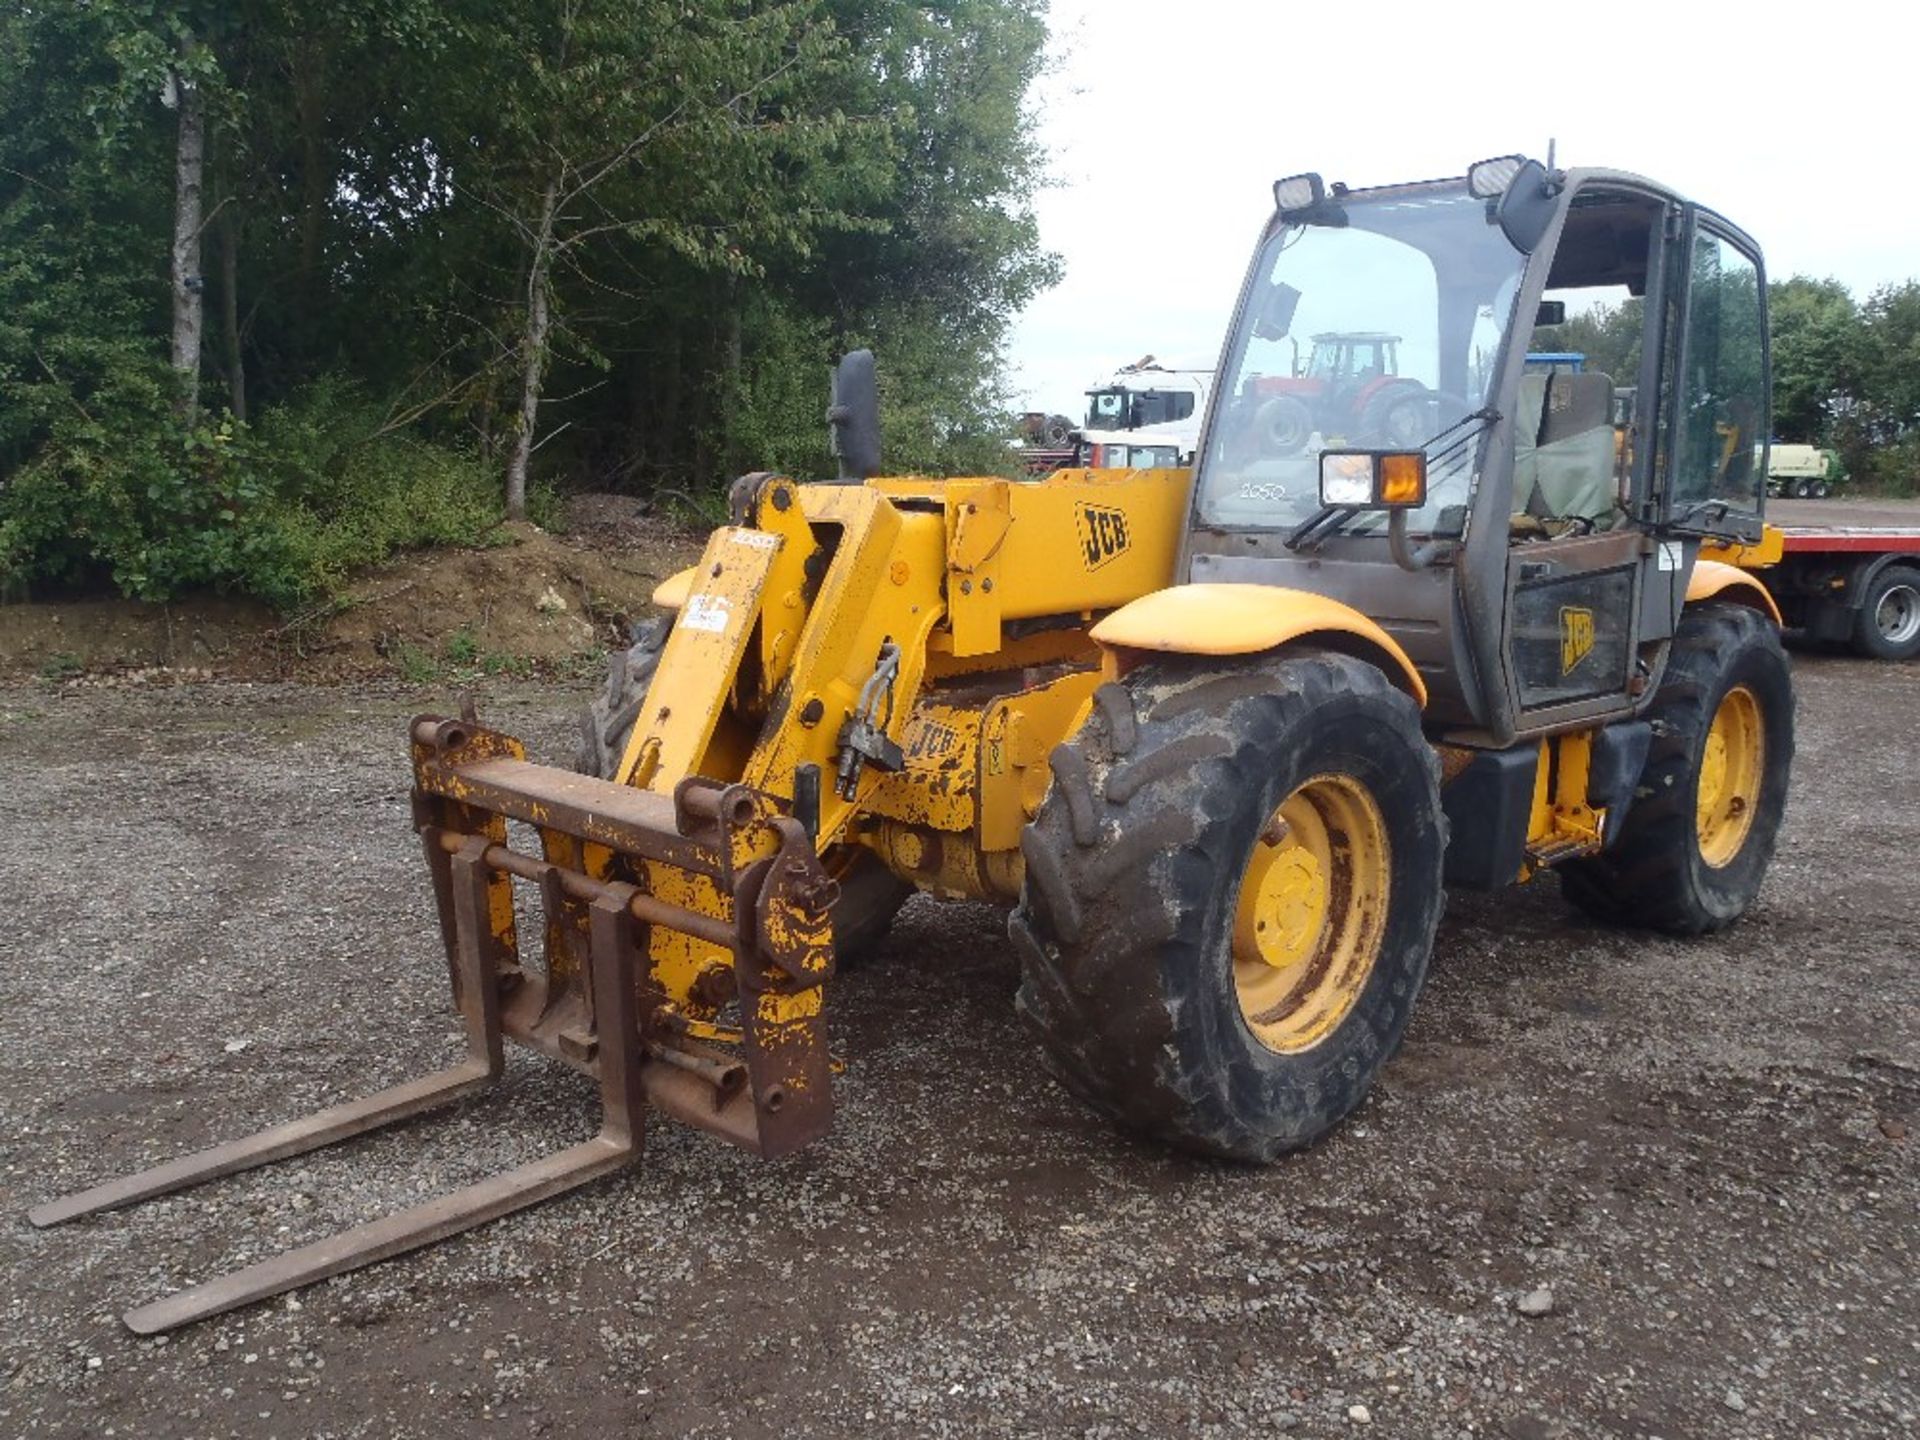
1497, 185, 1679, 735
1636, 209, 1771, 646
1658, 211, 1770, 540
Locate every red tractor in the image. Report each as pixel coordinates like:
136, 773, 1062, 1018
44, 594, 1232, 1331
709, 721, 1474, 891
1242, 331, 1436, 452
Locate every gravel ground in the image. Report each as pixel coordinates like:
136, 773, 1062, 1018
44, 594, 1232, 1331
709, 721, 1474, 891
1, 657, 1914, 1440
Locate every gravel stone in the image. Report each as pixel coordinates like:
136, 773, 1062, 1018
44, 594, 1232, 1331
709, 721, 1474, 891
2, 653, 1916, 1438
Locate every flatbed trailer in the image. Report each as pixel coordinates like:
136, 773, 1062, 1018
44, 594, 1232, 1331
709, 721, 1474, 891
1710, 506, 1920, 660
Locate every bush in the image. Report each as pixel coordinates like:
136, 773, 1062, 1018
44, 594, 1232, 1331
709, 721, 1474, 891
1854, 437, 1920, 497
0, 371, 506, 610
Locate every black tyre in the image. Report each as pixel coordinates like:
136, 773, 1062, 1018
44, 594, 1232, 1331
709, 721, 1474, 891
576, 616, 671, 777
1560, 603, 1793, 934
1253, 395, 1314, 454
1852, 565, 1920, 661
574, 613, 910, 963
1010, 651, 1445, 1162
1361, 386, 1470, 449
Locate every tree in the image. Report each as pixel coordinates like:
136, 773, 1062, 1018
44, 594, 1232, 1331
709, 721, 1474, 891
460, 1, 891, 518
1768, 276, 1859, 442
1, 0, 1062, 598
1534, 298, 1643, 388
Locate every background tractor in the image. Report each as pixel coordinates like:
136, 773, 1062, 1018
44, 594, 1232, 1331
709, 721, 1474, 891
37, 156, 1794, 1334
1235, 330, 1442, 453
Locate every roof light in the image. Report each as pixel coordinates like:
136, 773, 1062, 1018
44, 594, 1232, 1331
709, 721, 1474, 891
1468, 155, 1526, 198
1272, 173, 1325, 215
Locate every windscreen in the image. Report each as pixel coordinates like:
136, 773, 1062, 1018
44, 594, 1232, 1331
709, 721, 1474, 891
1197, 185, 1529, 535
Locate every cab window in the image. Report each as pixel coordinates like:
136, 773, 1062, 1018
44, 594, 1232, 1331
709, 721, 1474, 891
1673, 230, 1766, 514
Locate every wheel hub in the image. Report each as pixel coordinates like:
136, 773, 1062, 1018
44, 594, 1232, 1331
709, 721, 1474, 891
1696, 684, 1764, 869
1876, 582, 1920, 646
1231, 774, 1390, 1054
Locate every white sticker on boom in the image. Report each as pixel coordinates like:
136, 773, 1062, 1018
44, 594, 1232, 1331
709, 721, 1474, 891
731, 531, 779, 551
1657, 541, 1683, 572
680, 593, 731, 633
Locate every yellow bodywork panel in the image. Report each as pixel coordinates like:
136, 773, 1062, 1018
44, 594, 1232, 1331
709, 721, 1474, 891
618, 526, 780, 792
977, 668, 1104, 850
1700, 524, 1785, 569
1687, 559, 1783, 624
652, 565, 697, 609
605, 467, 1202, 977
739, 485, 948, 848
865, 700, 983, 833
864, 665, 1103, 852
1090, 582, 1429, 707
874, 468, 1190, 654
941, 479, 1014, 656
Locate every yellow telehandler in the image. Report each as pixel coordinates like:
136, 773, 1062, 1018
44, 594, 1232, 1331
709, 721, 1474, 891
35, 156, 1793, 1333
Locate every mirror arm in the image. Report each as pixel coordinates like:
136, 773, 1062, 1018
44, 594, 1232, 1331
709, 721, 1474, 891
1388, 508, 1448, 572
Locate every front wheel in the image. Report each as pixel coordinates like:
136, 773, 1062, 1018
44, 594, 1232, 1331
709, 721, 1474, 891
1560, 603, 1793, 933
1011, 651, 1444, 1161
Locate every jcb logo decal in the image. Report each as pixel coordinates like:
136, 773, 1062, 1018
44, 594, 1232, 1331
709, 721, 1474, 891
1559, 606, 1595, 675
1075, 503, 1130, 570
904, 717, 959, 762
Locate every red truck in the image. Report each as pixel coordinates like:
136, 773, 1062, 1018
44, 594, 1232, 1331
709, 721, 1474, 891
1714, 500, 1920, 660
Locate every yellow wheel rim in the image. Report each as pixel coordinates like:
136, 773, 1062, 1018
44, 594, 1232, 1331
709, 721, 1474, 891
1231, 774, 1391, 1054
1696, 684, 1765, 868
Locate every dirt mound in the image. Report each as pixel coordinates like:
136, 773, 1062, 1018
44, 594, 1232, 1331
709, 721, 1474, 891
0, 494, 704, 681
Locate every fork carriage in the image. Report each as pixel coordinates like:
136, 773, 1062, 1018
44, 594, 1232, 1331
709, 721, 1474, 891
31, 713, 841, 1333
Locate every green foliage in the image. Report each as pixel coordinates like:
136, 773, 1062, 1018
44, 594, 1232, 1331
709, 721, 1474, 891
37, 652, 84, 684
392, 642, 440, 684
1854, 438, 1920, 496
0, 377, 504, 608
1768, 277, 1859, 442
1534, 299, 1644, 387
442, 626, 480, 667
1769, 277, 1920, 489
0, 0, 1056, 604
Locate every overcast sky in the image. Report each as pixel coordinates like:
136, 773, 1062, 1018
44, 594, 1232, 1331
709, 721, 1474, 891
1005, 0, 1920, 417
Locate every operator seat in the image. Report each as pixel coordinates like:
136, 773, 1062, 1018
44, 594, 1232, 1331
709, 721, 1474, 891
1512, 370, 1618, 529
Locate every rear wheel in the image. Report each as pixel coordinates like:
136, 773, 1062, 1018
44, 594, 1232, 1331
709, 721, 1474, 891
1560, 603, 1793, 933
1853, 565, 1920, 661
1011, 651, 1444, 1161
575, 614, 910, 963
1253, 395, 1314, 454
1363, 386, 1470, 449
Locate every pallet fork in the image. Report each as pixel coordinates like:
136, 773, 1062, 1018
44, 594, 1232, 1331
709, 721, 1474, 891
31, 714, 838, 1333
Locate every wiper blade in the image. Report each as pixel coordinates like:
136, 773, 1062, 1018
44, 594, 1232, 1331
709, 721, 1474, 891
1284, 505, 1357, 552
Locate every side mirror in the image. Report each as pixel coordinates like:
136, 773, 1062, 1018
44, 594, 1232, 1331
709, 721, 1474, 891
1319, 450, 1428, 509
1493, 159, 1556, 254
1252, 280, 1303, 341
827, 349, 882, 482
